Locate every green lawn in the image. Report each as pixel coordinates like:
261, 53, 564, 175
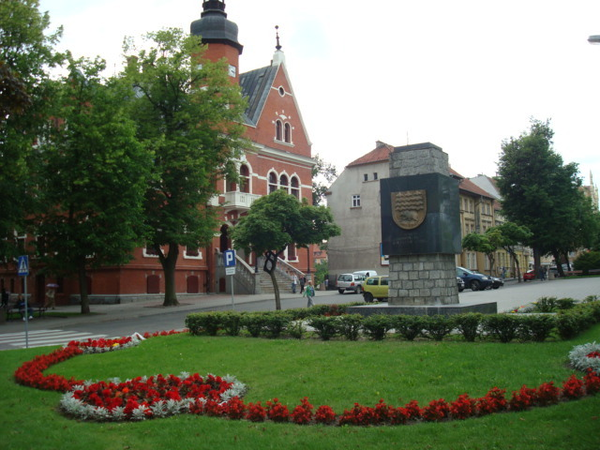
1, 325, 599, 450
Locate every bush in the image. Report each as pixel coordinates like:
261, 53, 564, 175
307, 316, 339, 341
287, 320, 306, 339
573, 250, 600, 274
517, 315, 556, 342
483, 314, 520, 343
338, 314, 363, 341
453, 313, 483, 342
556, 309, 594, 340
261, 312, 292, 338
361, 314, 391, 341
533, 297, 557, 313
391, 315, 424, 341
556, 298, 577, 311
221, 311, 243, 336
184, 312, 223, 336
421, 315, 455, 341
241, 313, 267, 338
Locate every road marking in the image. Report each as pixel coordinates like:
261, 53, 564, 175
0, 329, 110, 349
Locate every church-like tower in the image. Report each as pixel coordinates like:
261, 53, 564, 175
190, 0, 243, 81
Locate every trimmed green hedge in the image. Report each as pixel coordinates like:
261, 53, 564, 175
185, 297, 600, 343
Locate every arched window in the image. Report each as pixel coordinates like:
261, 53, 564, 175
291, 176, 300, 199
279, 174, 288, 192
275, 120, 283, 141
240, 164, 250, 193
284, 123, 292, 143
268, 172, 278, 193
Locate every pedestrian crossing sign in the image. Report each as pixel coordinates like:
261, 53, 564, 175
17, 255, 29, 276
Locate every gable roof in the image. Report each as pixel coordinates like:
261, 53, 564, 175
346, 141, 395, 167
450, 168, 495, 198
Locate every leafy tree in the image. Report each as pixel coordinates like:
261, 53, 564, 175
312, 154, 337, 206
231, 190, 340, 309
496, 119, 587, 275
487, 222, 532, 282
461, 232, 498, 275
33, 56, 152, 314
0, 0, 62, 261
121, 29, 248, 306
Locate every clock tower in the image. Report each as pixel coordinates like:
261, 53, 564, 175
190, 0, 243, 81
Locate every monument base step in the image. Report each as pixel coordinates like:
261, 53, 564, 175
347, 301, 497, 317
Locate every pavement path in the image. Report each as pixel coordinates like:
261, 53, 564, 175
1, 276, 599, 350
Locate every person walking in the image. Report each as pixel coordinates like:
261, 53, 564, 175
291, 273, 299, 294
300, 276, 306, 294
45, 285, 56, 309
303, 280, 315, 308
1, 287, 9, 309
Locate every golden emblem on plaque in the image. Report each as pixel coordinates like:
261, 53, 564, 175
392, 190, 427, 230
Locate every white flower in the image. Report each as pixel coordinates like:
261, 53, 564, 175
568, 342, 600, 373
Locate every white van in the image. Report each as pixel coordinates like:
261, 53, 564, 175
353, 270, 378, 279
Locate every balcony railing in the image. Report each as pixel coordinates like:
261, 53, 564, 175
222, 191, 261, 210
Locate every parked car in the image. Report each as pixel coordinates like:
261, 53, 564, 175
362, 275, 389, 302
336, 273, 366, 294
457, 276, 465, 292
473, 271, 503, 289
490, 276, 504, 289
523, 270, 536, 281
456, 267, 493, 291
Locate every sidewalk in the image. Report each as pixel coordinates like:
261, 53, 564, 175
0, 291, 307, 333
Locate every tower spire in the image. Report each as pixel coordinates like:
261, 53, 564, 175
272, 25, 286, 66
275, 25, 282, 51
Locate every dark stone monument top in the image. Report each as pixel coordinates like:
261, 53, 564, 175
390, 142, 449, 177
381, 143, 461, 256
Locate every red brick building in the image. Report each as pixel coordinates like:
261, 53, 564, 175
1, 0, 314, 304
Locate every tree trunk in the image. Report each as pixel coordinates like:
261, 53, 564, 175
160, 242, 180, 306
507, 249, 522, 282
78, 263, 90, 314
533, 247, 542, 276
270, 269, 281, 310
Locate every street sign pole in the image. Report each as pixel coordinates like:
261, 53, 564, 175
18, 256, 30, 348
223, 250, 236, 310
230, 273, 235, 310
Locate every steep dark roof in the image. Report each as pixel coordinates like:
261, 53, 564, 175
239, 65, 278, 127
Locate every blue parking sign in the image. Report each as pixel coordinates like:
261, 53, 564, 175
17, 255, 29, 276
223, 250, 236, 267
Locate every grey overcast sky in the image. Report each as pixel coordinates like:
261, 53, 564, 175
38, 0, 600, 187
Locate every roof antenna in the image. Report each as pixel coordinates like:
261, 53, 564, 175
275, 25, 282, 51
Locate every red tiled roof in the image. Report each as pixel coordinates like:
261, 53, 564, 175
346, 142, 394, 167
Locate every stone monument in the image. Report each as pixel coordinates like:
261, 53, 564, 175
380, 142, 461, 305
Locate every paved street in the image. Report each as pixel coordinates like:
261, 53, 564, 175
1, 276, 599, 351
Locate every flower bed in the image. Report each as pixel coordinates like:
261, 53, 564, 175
13, 333, 600, 426
569, 341, 600, 373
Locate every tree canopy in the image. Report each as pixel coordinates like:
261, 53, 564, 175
0, 0, 63, 261
231, 190, 340, 309
496, 119, 598, 273
33, 56, 152, 313
121, 28, 248, 306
